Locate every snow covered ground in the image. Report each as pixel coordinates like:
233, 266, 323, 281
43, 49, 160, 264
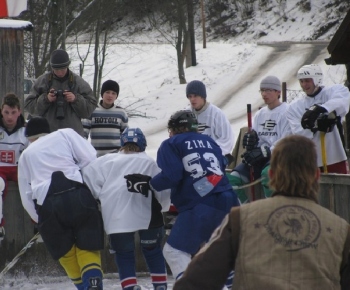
1, 0, 349, 288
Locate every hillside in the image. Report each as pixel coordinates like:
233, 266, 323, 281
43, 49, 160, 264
110, 0, 350, 44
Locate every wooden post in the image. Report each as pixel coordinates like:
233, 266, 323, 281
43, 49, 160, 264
0, 20, 32, 109
282, 81, 287, 102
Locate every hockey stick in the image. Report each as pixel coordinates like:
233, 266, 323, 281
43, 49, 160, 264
320, 131, 328, 173
247, 104, 256, 201
232, 177, 263, 190
0, 232, 41, 280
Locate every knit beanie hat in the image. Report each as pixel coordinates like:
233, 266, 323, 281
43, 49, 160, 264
25, 117, 51, 139
186, 80, 207, 99
50, 49, 70, 69
101, 80, 120, 96
260, 76, 281, 91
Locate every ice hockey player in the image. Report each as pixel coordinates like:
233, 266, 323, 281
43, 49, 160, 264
82, 127, 170, 290
18, 117, 104, 290
124, 110, 240, 289
228, 76, 291, 203
173, 135, 350, 290
287, 64, 350, 173
0, 93, 29, 241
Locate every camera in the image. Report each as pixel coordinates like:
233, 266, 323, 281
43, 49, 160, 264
53, 90, 65, 120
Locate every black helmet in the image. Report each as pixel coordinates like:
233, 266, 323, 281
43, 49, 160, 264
50, 49, 70, 69
25, 117, 51, 139
168, 110, 198, 132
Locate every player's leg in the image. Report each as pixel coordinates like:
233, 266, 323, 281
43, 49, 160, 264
139, 226, 167, 290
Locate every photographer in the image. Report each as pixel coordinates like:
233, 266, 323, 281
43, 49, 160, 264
25, 49, 97, 137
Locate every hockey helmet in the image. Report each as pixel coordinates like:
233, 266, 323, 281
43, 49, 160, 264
121, 127, 147, 152
297, 64, 323, 86
167, 110, 198, 132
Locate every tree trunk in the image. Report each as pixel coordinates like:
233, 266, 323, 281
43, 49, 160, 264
200, 0, 206, 49
187, 0, 196, 66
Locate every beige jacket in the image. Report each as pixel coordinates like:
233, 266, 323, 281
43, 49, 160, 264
174, 195, 350, 290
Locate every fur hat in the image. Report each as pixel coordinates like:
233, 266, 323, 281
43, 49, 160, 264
25, 117, 51, 139
260, 76, 281, 91
50, 49, 70, 69
186, 80, 207, 99
101, 80, 120, 96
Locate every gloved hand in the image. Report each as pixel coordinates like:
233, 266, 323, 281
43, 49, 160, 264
124, 174, 152, 197
242, 146, 271, 166
316, 112, 337, 133
301, 104, 327, 130
243, 130, 259, 151
224, 153, 235, 166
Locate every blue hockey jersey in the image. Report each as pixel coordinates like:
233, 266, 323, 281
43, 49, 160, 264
150, 132, 232, 212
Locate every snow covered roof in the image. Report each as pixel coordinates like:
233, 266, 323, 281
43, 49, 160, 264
0, 19, 32, 30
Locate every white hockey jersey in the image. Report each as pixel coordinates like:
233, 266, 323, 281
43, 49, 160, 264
287, 84, 350, 167
253, 102, 292, 151
82, 151, 171, 235
189, 103, 234, 155
0, 126, 28, 167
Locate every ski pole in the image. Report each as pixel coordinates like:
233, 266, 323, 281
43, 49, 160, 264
0, 232, 41, 280
247, 104, 255, 201
320, 131, 328, 173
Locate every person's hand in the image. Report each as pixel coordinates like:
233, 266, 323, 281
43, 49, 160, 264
243, 130, 259, 151
124, 174, 152, 197
316, 112, 337, 133
64, 90, 76, 103
47, 89, 57, 103
242, 146, 271, 166
301, 104, 327, 130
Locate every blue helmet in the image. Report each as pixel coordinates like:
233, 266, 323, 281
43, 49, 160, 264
121, 128, 147, 152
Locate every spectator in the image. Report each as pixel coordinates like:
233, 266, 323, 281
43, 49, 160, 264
82, 128, 170, 290
82, 80, 128, 156
0, 93, 29, 241
173, 135, 350, 290
186, 80, 234, 162
287, 64, 350, 173
18, 117, 104, 290
24, 49, 97, 137
227, 76, 291, 203
124, 110, 239, 288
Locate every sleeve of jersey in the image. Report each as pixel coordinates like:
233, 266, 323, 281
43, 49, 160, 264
149, 162, 171, 212
81, 117, 92, 139
212, 110, 234, 155
18, 156, 38, 223
321, 85, 350, 117
286, 102, 313, 138
81, 158, 105, 199
150, 141, 184, 191
65, 129, 97, 167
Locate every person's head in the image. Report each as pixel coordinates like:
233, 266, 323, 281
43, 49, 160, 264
259, 76, 281, 109
120, 127, 147, 153
297, 64, 323, 95
50, 49, 70, 78
269, 135, 319, 203
25, 117, 51, 142
167, 110, 198, 136
186, 80, 207, 111
1, 93, 21, 131
100, 80, 120, 108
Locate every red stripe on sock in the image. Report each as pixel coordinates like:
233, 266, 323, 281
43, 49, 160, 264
151, 274, 167, 283
121, 277, 137, 288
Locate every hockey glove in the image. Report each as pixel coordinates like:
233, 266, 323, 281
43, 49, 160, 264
243, 130, 259, 151
301, 104, 327, 130
316, 111, 337, 133
242, 146, 271, 167
124, 174, 152, 197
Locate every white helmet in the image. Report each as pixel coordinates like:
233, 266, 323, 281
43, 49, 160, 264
297, 64, 323, 86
